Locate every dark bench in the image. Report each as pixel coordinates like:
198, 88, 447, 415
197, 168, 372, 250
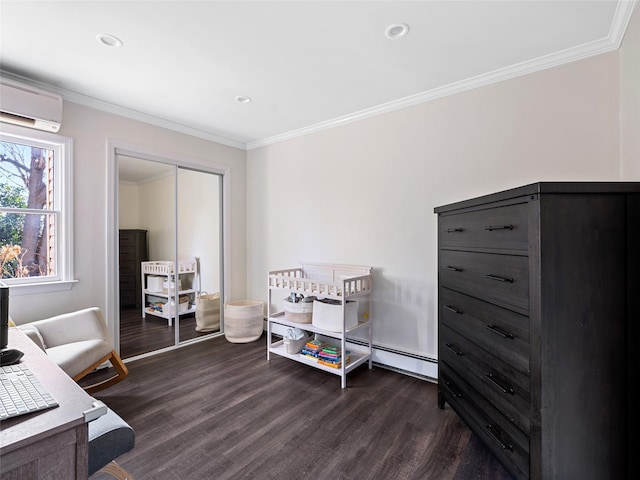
88, 406, 135, 478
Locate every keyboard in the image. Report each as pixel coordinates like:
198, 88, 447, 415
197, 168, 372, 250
0, 363, 58, 420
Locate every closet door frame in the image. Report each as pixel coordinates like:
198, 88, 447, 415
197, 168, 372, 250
106, 139, 229, 355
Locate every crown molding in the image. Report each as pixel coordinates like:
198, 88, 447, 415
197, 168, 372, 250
0, 71, 247, 150
3, 1, 635, 153
247, 0, 637, 150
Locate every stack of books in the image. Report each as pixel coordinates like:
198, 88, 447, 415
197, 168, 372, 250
318, 345, 351, 369
301, 339, 325, 360
300, 339, 351, 368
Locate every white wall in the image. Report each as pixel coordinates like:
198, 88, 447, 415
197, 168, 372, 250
10, 102, 246, 324
621, 3, 640, 180
138, 173, 176, 261
118, 181, 140, 228
247, 50, 624, 362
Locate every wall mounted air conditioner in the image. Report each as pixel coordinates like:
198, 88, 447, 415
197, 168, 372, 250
0, 79, 62, 133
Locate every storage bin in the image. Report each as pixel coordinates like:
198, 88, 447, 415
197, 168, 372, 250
284, 334, 312, 354
312, 299, 358, 332
195, 292, 220, 332
162, 296, 189, 316
283, 298, 313, 324
224, 300, 264, 343
162, 279, 182, 294
146, 275, 163, 292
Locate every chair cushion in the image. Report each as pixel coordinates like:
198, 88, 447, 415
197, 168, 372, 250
46, 339, 113, 378
88, 407, 135, 476
25, 307, 113, 350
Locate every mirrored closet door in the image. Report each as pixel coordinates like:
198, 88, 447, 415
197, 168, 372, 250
177, 167, 222, 344
116, 153, 223, 359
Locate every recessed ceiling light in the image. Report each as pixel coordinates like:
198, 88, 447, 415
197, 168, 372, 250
96, 33, 123, 48
235, 95, 252, 104
385, 23, 409, 39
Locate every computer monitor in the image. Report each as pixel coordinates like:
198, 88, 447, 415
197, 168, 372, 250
1, 282, 9, 350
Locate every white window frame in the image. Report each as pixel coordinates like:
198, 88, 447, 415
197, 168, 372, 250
0, 124, 75, 295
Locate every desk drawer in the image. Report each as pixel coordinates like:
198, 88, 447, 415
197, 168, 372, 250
439, 250, 529, 313
440, 325, 530, 434
439, 202, 529, 251
440, 364, 530, 480
440, 287, 529, 374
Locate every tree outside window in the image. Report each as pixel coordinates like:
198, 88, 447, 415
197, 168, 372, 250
0, 123, 73, 294
0, 140, 56, 279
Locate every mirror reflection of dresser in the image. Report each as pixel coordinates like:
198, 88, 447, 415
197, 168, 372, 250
118, 229, 148, 309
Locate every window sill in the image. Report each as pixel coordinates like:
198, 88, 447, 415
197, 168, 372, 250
6, 280, 78, 296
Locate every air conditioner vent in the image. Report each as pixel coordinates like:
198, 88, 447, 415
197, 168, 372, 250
0, 79, 62, 132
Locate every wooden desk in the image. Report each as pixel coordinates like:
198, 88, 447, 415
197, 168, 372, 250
1, 327, 96, 479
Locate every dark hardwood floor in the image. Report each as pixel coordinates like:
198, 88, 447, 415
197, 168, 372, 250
88, 334, 514, 480
119, 307, 215, 359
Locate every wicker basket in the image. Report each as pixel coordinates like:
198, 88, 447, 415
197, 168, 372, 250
224, 300, 264, 343
283, 298, 313, 324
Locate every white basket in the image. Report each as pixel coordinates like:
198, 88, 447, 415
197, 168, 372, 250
162, 299, 189, 316
224, 300, 264, 343
196, 292, 221, 332
146, 275, 163, 292
284, 334, 312, 354
312, 300, 358, 332
283, 299, 313, 324
162, 279, 182, 294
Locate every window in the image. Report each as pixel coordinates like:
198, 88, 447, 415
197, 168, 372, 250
0, 124, 74, 293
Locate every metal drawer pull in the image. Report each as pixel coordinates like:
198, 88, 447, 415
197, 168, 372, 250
486, 373, 514, 394
444, 343, 463, 356
443, 381, 463, 398
484, 273, 513, 283
485, 424, 513, 451
485, 324, 514, 339
446, 228, 464, 233
444, 304, 463, 314
446, 265, 463, 272
485, 224, 514, 231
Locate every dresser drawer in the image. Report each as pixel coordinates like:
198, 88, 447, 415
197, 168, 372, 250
439, 250, 529, 313
119, 246, 137, 264
120, 274, 136, 289
119, 261, 138, 276
440, 325, 530, 433
119, 232, 138, 247
439, 202, 529, 252
440, 287, 529, 374
440, 365, 530, 480
119, 289, 137, 306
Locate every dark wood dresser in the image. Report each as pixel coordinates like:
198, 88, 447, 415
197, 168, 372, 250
434, 182, 639, 480
119, 229, 148, 308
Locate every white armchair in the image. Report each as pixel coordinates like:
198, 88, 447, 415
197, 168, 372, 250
19, 307, 128, 394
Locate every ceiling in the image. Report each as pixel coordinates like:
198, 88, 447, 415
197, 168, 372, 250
0, 1, 636, 150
